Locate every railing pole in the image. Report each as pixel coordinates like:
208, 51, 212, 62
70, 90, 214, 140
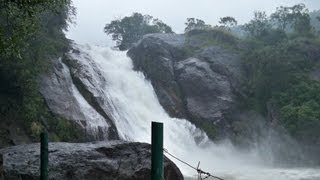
151, 122, 164, 180
0, 154, 3, 180
40, 132, 48, 180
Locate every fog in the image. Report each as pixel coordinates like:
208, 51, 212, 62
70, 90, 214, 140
66, 0, 320, 45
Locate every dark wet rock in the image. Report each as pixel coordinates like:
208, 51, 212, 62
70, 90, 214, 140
175, 56, 235, 133
1, 141, 183, 180
128, 33, 244, 137
128, 34, 187, 118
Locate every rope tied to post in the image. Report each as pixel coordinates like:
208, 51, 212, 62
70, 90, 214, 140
163, 148, 224, 180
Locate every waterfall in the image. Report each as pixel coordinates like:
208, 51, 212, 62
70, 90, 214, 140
68, 44, 320, 180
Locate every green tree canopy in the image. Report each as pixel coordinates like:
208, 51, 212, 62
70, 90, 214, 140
0, 0, 73, 58
104, 13, 173, 50
310, 10, 320, 33
244, 11, 271, 38
219, 16, 237, 29
184, 18, 211, 32
271, 3, 312, 34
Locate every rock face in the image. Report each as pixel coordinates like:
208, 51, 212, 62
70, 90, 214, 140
40, 58, 117, 141
128, 33, 243, 137
1, 141, 183, 180
128, 34, 187, 118
64, 47, 121, 140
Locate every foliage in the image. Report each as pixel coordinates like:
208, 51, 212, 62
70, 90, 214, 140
184, 18, 211, 32
310, 10, 320, 33
242, 9, 320, 144
219, 16, 237, 29
104, 13, 173, 50
50, 117, 84, 142
0, 0, 73, 58
243, 38, 319, 110
30, 121, 42, 139
271, 3, 312, 34
276, 78, 320, 144
270, 5, 291, 30
244, 11, 271, 38
185, 28, 238, 50
0, 0, 81, 142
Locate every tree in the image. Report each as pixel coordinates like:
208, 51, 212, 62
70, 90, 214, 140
104, 13, 173, 50
271, 3, 311, 34
184, 18, 211, 32
270, 6, 291, 30
290, 4, 311, 34
219, 16, 237, 29
244, 11, 271, 38
0, 0, 72, 58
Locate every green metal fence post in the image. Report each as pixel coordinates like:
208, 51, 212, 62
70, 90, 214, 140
151, 122, 164, 180
0, 154, 3, 180
40, 132, 48, 180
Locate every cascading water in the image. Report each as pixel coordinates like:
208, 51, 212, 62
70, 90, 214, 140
69, 44, 320, 180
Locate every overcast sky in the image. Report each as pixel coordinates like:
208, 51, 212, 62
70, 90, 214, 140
66, 0, 320, 45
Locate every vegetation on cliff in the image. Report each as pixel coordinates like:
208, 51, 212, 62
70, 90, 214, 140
104, 12, 173, 50
182, 4, 320, 145
242, 4, 320, 145
0, 0, 82, 145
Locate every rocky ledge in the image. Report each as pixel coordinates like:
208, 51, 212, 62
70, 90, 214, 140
0, 141, 183, 180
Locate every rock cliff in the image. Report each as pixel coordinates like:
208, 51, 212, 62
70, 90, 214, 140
128, 33, 244, 138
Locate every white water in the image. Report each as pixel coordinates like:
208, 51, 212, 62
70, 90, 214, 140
71, 44, 320, 180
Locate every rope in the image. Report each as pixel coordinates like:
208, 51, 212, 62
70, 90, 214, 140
163, 148, 224, 180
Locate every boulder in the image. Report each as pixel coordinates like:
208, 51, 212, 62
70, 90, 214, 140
1, 141, 183, 180
175, 56, 234, 132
